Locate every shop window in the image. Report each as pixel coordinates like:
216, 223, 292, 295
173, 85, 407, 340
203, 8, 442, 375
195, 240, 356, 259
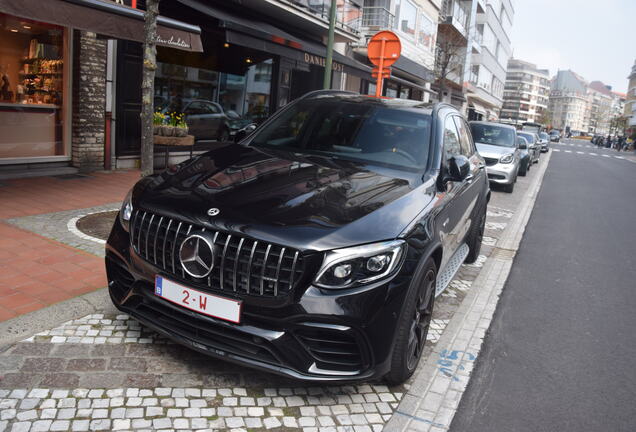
0, 13, 67, 159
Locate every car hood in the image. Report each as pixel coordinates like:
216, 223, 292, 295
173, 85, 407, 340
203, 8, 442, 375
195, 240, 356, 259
475, 142, 516, 158
137, 144, 435, 252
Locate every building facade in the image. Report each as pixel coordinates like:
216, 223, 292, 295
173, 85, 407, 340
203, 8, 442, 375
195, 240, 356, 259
499, 58, 550, 125
464, 0, 514, 121
0, 0, 204, 178
587, 81, 614, 135
352, 0, 439, 101
626, 60, 636, 135
549, 70, 591, 134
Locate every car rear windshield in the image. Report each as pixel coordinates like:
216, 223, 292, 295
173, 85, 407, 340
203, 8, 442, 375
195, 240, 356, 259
517, 132, 535, 143
249, 99, 432, 170
469, 123, 516, 148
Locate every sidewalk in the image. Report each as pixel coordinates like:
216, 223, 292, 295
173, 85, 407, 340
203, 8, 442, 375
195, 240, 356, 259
0, 170, 139, 321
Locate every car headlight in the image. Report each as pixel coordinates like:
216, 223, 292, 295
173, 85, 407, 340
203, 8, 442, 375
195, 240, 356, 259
499, 153, 514, 164
119, 188, 133, 231
314, 240, 405, 289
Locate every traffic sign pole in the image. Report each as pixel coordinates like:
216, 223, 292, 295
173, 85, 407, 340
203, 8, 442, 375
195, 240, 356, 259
375, 38, 386, 98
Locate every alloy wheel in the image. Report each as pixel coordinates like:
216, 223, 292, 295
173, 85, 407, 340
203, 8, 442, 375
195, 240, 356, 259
406, 269, 436, 371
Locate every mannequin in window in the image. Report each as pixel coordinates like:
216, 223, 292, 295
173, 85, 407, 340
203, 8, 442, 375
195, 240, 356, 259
0, 64, 12, 102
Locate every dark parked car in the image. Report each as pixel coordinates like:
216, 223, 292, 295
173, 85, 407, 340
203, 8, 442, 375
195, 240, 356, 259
517, 131, 541, 164
549, 130, 561, 142
517, 136, 531, 176
106, 91, 490, 384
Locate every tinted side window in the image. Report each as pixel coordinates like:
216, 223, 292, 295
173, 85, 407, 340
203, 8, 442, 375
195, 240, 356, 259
453, 116, 474, 156
205, 103, 220, 114
444, 116, 461, 160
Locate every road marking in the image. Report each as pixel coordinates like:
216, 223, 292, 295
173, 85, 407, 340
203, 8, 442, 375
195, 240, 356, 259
576, 151, 584, 154
589, 152, 597, 155
614, 156, 624, 159
553, 148, 561, 152
602, 154, 610, 158
565, 150, 572, 153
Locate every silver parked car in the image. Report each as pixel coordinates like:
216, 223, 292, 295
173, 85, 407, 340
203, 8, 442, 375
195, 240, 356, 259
538, 132, 550, 152
469, 121, 520, 193
517, 131, 541, 164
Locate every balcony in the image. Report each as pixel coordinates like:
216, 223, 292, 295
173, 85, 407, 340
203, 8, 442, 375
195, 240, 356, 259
239, 0, 362, 42
361, 6, 394, 31
438, 0, 470, 41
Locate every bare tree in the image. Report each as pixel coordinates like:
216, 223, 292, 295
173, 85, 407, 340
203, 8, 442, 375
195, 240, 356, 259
140, 0, 160, 177
434, 29, 467, 103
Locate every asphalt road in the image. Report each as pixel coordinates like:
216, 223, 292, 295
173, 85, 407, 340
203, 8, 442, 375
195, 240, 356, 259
451, 140, 636, 432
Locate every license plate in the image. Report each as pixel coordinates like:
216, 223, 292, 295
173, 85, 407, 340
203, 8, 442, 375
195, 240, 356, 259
154, 276, 242, 323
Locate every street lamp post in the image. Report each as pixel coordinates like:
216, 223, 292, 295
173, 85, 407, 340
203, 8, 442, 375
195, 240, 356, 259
323, 0, 337, 90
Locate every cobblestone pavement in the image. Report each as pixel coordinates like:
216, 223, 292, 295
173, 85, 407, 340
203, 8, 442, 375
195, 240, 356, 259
6, 204, 121, 258
0, 198, 514, 431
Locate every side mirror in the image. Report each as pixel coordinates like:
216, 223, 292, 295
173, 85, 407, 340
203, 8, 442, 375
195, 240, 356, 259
448, 155, 470, 181
517, 140, 527, 150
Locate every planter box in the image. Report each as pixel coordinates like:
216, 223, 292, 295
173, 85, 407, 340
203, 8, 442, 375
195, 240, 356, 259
153, 135, 194, 147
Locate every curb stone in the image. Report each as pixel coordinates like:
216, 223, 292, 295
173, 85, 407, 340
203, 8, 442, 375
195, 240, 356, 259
384, 150, 552, 431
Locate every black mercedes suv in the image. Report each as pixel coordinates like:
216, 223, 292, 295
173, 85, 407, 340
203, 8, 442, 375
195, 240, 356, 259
106, 91, 489, 384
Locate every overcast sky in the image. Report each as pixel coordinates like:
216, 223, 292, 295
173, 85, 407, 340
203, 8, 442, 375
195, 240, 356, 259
509, 0, 635, 93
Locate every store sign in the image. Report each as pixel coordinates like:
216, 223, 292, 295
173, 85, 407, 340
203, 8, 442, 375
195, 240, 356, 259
155, 34, 191, 50
303, 53, 344, 73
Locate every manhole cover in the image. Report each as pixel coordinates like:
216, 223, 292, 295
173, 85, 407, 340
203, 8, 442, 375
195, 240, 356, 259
76, 210, 118, 241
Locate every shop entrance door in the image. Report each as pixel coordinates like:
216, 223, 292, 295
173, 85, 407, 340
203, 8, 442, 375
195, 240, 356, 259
115, 41, 143, 156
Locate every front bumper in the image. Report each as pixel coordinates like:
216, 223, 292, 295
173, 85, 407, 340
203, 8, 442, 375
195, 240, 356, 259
105, 217, 411, 382
485, 161, 517, 185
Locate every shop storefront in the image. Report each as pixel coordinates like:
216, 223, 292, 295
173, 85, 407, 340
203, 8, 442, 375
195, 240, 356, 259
0, 14, 69, 162
112, 0, 371, 165
0, 0, 201, 175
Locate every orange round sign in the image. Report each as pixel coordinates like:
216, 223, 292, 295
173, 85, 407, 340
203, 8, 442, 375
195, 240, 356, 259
368, 31, 402, 67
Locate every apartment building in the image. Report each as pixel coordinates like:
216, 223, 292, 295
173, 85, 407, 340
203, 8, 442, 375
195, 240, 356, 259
549, 70, 593, 134
588, 81, 614, 135
464, 0, 514, 121
500, 58, 550, 125
626, 60, 636, 134
354, 0, 440, 101
432, 0, 474, 107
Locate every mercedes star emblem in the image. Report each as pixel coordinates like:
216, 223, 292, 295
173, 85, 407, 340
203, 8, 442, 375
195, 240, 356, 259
179, 234, 215, 278
207, 208, 220, 216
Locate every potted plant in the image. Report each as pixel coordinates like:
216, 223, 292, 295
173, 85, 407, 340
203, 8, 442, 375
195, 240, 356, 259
175, 114, 188, 137
153, 112, 165, 135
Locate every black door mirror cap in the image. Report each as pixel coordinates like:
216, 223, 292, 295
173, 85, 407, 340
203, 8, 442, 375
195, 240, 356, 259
448, 155, 471, 181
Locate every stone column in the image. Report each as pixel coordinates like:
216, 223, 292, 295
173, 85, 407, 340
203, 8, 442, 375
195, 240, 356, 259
72, 31, 107, 171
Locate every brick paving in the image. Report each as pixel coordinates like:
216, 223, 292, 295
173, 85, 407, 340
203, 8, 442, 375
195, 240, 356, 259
0, 171, 139, 321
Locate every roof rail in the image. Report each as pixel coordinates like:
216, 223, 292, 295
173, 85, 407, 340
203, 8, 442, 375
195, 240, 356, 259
298, 90, 359, 100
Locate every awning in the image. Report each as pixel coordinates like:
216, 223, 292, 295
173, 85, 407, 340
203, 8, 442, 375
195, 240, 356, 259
468, 101, 487, 115
0, 0, 203, 52
393, 56, 435, 83
175, 0, 369, 77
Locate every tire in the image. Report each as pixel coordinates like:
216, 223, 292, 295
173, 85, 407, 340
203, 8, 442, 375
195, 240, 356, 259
518, 160, 528, 176
218, 128, 230, 143
465, 203, 486, 263
385, 258, 437, 385
503, 181, 515, 193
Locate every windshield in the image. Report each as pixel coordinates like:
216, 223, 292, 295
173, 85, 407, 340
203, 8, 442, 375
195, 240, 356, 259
469, 124, 516, 148
517, 132, 535, 144
539, 132, 549, 139
249, 99, 432, 169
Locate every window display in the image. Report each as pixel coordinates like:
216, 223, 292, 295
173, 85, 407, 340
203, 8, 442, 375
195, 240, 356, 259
0, 13, 67, 159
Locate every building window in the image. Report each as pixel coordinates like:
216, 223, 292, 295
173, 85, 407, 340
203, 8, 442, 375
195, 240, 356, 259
482, 24, 497, 55
394, 0, 417, 39
417, 11, 434, 50
0, 13, 68, 159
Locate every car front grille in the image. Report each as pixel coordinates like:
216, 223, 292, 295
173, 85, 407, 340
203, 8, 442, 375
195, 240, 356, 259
295, 327, 366, 373
484, 157, 499, 166
130, 209, 304, 298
